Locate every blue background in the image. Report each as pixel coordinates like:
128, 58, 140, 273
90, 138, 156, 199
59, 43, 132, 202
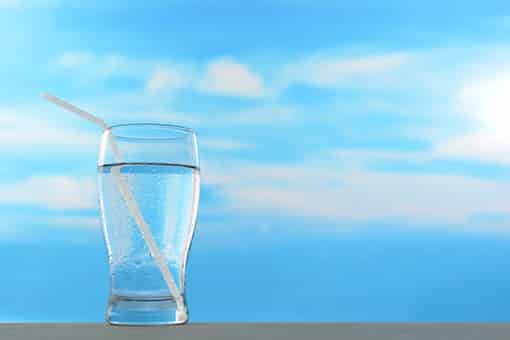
2, 0, 510, 322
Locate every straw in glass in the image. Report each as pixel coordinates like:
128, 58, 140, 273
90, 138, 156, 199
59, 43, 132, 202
41, 93, 185, 313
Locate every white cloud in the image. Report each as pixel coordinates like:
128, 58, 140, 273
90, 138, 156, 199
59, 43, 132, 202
203, 105, 296, 126
0, 214, 101, 240
0, 0, 19, 8
435, 67, 510, 164
177, 106, 295, 127
222, 106, 295, 124
100, 55, 127, 74
201, 138, 254, 151
199, 58, 266, 98
204, 157, 510, 227
436, 131, 510, 164
283, 52, 411, 88
0, 108, 98, 153
55, 52, 154, 79
0, 0, 57, 8
146, 67, 187, 94
51, 216, 100, 229
0, 176, 96, 210
56, 52, 93, 68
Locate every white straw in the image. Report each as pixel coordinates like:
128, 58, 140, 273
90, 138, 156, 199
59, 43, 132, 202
41, 92, 185, 312
42, 93, 110, 130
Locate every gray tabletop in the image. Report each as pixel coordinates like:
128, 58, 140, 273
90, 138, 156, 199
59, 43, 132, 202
1, 323, 510, 340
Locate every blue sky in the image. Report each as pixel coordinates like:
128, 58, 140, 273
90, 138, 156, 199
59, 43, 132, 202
3, 0, 510, 322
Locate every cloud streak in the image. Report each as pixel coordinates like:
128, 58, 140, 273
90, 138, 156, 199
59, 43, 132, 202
0, 108, 98, 153
0, 176, 96, 210
201, 138, 254, 151
56, 52, 93, 68
204, 156, 510, 227
0, 0, 57, 8
282, 52, 411, 88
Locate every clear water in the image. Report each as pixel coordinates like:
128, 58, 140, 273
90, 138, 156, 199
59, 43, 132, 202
98, 163, 200, 299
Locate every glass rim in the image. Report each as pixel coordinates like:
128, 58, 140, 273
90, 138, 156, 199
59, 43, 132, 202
108, 122, 195, 133
106, 123, 196, 140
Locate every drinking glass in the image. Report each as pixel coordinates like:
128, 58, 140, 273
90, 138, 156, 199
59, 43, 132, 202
97, 123, 200, 325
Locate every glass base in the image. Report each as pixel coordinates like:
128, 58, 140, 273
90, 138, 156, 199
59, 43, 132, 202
106, 295, 188, 326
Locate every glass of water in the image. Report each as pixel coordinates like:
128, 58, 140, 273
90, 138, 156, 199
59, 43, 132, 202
98, 123, 200, 325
